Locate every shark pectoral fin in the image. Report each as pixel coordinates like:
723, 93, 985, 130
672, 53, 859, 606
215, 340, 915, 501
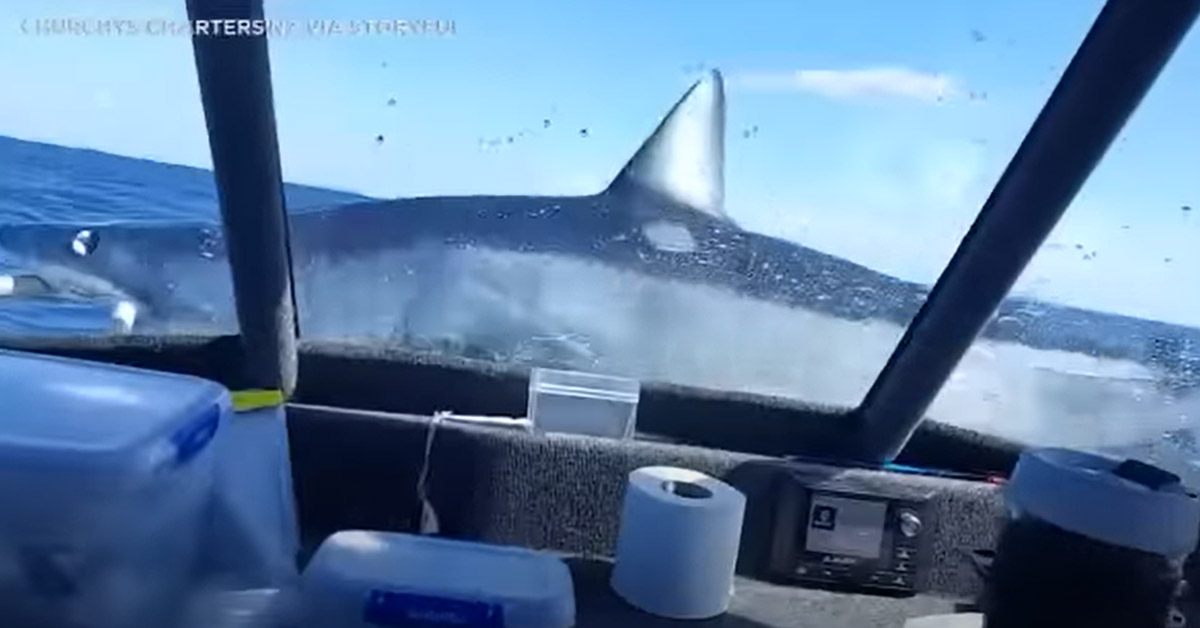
606, 69, 727, 220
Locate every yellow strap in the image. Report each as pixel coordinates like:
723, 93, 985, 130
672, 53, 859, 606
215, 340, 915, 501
231, 388, 286, 412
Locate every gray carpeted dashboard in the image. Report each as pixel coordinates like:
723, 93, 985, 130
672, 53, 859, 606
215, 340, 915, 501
287, 404, 1005, 626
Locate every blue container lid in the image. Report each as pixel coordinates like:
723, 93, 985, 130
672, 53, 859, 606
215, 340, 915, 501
0, 349, 228, 472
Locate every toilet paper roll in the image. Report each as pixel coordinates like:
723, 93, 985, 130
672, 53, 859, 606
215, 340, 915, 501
610, 466, 746, 619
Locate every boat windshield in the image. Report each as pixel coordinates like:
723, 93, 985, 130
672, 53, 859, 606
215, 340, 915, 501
930, 21, 1200, 475
2, 1, 1197, 462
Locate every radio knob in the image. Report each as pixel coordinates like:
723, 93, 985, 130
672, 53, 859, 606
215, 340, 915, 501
898, 510, 922, 538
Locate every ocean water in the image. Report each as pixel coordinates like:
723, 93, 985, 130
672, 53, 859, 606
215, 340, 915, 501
0, 134, 367, 333
4, 134, 1200, 476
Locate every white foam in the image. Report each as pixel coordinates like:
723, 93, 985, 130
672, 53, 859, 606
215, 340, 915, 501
292, 244, 1182, 450
111, 300, 137, 333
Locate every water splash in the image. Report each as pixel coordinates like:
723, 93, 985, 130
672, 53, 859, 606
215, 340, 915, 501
641, 221, 696, 253
111, 300, 137, 333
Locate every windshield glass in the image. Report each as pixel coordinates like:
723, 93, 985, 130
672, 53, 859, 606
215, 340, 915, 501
272, 0, 1105, 407
930, 23, 1200, 474
3, 1, 1138, 420
0, 1, 362, 336
0, 1, 235, 335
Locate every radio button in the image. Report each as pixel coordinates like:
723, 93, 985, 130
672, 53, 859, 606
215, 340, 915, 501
898, 510, 923, 538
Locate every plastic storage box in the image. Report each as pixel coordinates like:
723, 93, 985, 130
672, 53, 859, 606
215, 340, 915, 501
528, 368, 639, 439
298, 531, 576, 628
0, 349, 230, 628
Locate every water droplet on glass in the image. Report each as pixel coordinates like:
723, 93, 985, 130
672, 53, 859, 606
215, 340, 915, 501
579, 128, 589, 138
199, 228, 219, 259
71, 229, 98, 257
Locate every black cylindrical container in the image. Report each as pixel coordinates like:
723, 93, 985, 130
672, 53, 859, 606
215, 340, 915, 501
985, 449, 1199, 628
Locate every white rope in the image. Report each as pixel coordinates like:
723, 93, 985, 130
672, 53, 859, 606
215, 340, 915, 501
415, 411, 532, 535
415, 412, 445, 535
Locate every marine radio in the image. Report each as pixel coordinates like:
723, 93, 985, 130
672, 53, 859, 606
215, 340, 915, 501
765, 473, 935, 595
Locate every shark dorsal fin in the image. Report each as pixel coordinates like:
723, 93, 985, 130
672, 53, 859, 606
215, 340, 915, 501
607, 69, 726, 220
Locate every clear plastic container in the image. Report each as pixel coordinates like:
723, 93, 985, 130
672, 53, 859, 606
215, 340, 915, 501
0, 349, 229, 628
298, 531, 575, 628
528, 368, 639, 439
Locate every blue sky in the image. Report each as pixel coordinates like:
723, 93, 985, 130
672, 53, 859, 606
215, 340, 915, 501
0, 0, 1197, 326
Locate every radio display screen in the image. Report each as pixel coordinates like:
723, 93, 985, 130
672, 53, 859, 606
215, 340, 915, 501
804, 493, 888, 559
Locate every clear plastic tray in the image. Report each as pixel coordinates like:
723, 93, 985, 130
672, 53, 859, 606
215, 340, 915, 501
527, 368, 640, 439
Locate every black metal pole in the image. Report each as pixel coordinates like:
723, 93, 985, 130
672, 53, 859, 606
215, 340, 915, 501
855, 0, 1200, 462
186, 0, 298, 394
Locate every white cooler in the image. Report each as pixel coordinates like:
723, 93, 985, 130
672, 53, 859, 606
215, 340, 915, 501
0, 349, 230, 628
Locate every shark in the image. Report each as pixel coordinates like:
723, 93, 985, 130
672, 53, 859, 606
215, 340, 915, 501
0, 70, 929, 349
3, 69, 1200, 454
